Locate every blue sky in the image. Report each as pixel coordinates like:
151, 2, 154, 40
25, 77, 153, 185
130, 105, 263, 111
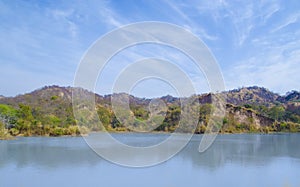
0, 0, 299, 97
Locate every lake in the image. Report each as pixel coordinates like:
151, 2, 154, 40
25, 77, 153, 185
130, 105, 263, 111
1, 133, 300, 187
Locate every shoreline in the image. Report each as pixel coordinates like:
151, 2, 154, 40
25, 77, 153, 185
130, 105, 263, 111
1, 131, 299, 140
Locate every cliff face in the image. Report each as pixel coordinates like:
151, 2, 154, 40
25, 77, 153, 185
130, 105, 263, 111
287, 102, 300, 115
226, 104, 274, 129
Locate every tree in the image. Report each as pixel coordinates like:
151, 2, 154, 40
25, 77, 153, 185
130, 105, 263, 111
16, 104, 34, 135
17, 104, 34, 121
0, 104, 17, 128
268, 105, 285, 121
97, 106, 112, 129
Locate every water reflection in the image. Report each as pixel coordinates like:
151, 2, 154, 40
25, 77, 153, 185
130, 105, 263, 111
184, 134, 300, 169
0, 137, 100, 169
0, 134, 300, 169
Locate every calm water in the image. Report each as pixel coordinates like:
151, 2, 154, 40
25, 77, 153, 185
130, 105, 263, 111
1, 133, 300, 187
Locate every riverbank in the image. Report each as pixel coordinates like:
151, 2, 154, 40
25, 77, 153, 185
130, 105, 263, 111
1, 128, 299, 140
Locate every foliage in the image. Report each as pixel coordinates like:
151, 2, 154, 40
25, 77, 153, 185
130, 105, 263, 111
0, 121, 12, 139
0, 85, 300, 139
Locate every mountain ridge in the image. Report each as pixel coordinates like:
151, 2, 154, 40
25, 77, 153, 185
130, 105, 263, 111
0, 85, 300, 138
1, 85, 298, 104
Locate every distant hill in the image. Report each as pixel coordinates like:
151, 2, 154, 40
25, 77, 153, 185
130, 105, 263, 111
225, 86, 280, 106
278, 90, 300, 103
1, 85, 296, 107
0, 85, 299, 138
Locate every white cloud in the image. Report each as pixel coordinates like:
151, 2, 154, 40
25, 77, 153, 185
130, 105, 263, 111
262, 3, 280, 23
99, 8, 123, 28
163, 0, 218, 41
272, 13, 300, 32
47, 9, 80, 38
1, 0, 300, 97
225, 44, 300, 94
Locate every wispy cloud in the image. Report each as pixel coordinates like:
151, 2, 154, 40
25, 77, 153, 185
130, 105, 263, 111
49, 9, 79, 38
98, 6, 124, 28
225, 34, 300, 94
272, 13, 300, 33
262, 3, 280, 23
1, 0, 299, 96
163, 0, 218, 41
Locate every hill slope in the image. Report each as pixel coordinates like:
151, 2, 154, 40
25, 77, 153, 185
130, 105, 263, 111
0, 85, 299, 138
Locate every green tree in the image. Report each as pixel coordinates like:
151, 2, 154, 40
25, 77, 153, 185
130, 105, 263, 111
0, 104, 17, 127
17, 104, 34, 121
16, 104, 34, 135
97, 106, 112, 129
268, 105, 285, 121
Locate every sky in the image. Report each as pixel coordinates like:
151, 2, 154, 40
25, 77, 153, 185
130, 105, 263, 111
0, 0, 299, 97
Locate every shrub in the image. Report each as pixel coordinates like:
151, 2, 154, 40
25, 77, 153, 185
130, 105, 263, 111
50, 127, 64, 136
9, 128, 19, 136
78, 126, 89, 135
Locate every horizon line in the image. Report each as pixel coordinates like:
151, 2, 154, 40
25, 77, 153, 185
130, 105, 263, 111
1, 84, 299, 99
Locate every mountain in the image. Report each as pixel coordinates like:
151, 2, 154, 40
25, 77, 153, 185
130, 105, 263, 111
0, 85, 295, 107
278, 90, 300, 103
0, 85, 299, 138
225, 86, 281, 106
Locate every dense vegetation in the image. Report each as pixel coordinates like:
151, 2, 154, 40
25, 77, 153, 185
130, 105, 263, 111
0, 103, 88, 137
0, 85, 300, 139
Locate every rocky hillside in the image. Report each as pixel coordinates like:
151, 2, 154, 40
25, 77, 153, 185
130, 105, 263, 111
278, 90, 300, 103
1, 85, 297, 107
0, 85, 299, 136
226, 86, 280, 106
226, 86, 300, 106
